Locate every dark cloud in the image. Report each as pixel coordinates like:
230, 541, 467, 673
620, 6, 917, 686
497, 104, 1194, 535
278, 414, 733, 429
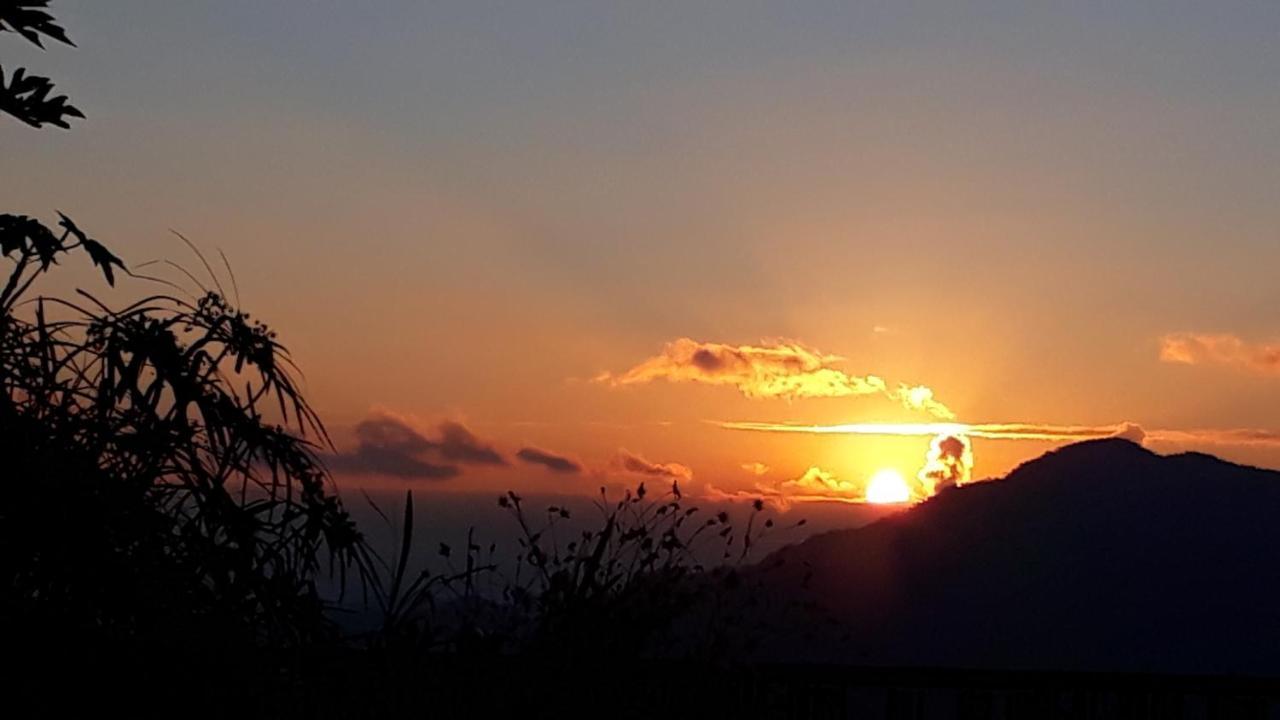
613, 449, 693, 481
353, 415, 434, 453
328, 414, 505, 480
328, 445, 459, 480
516, 447, 582, 474
691, 348, 725, 371
436, 420, 506, 466
917, 434, 973, 493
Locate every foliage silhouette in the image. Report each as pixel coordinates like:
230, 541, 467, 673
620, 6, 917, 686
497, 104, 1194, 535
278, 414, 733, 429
3, 7, 370, 699
0, 0, 82, 128
1, 222, 370, 645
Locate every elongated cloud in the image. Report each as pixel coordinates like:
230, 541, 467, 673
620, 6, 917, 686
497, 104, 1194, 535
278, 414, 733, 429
328, 414, 505, 480
706, 465, 863, 510
598, 338, 955, 418
516, 447, 582, 474
716, 419, 1280, 447
782, 466, 862, 502
1160, 333, 1280, 375
613, 449, 693, 481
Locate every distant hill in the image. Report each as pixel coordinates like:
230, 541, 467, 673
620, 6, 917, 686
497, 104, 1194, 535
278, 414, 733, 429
759, 439, 1280, 675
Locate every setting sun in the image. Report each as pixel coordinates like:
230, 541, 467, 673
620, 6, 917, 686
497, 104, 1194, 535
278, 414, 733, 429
865, 468, 911, 504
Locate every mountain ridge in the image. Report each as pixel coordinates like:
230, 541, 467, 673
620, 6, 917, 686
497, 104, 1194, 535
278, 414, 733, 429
757, 439, 1280, 674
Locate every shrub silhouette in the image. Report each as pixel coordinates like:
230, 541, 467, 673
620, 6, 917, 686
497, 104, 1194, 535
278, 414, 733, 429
0, 223, 369, 645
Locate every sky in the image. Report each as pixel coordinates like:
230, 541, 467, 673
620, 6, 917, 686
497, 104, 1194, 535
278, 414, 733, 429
6, 1, 1280, 512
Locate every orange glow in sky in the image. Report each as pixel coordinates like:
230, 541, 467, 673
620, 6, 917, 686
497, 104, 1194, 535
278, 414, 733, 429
14, 4, 1280, 516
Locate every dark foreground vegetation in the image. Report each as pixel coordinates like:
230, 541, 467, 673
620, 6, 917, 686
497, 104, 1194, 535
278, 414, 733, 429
2, 5, 806, 715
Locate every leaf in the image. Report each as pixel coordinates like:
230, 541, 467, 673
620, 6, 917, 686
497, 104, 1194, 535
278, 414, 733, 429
0, 213, 44, 256
23, 217, 61, 268
0, 64, 83, 129
81, 238, 124, 285
55, 210, 86, 243
58, 212, 125, 285
0, 2, 76, 49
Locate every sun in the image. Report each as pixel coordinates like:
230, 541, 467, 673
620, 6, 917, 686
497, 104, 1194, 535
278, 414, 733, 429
865, 468, 911, 504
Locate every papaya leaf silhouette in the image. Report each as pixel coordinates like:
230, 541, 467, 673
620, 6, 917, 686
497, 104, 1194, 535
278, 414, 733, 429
0, 1, 75, 49
1, 1, 82, 129
0, 63, 81, 128
58, 211, 125, 285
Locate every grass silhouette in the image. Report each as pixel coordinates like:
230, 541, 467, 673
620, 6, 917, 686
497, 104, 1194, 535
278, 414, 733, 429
361, 483, 807, 659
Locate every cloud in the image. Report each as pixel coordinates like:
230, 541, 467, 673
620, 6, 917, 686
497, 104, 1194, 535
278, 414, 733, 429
328, 414, 505, 480
780, 466, 862, 501
1160, 332, 1280, 375
516, 447, 582, 474
597, 337, 954, 418
327, 415, 459, 480
328, 445, 459, 480
894, 384, 953, 419
740, 462, 770, 476
718, 419, 1280, 448
917, 434, 973, 496
716, 419, 1136, 441
1112, 422, 1147, 444
613, 449, 693, 481
702, 484, 779, 508
706, 465, 865, 510
1142, 427, 1280, 446
435, 420, 506, 466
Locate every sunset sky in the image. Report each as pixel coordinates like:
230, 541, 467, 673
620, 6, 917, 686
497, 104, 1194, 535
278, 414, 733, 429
7, 2, 1280, 509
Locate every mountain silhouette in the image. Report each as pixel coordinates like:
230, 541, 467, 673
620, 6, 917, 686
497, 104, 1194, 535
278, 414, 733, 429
759, 438, 1280, 675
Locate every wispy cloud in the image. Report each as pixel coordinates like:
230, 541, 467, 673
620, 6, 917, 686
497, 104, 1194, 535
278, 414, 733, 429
1160, 332, 1280, 375
516, 447, 582, 474
716, 419, 1280, 447
740, 462, 771, 476
597, 337, 955, 418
